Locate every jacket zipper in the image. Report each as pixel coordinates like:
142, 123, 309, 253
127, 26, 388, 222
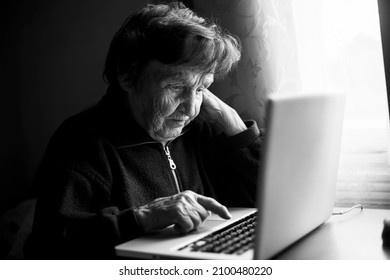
163, 145, 181, 193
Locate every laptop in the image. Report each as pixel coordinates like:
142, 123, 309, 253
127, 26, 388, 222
115, 92, 346, 260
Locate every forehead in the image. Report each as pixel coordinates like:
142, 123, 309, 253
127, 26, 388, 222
146, 60, 214, 85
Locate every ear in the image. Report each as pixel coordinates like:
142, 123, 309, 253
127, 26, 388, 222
118, 72, 132, 93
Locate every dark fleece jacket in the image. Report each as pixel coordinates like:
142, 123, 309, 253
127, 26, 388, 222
25, 89, 264, 259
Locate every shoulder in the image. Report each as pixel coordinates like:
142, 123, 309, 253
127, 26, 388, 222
50, 106, 102, 152
43, 97, 119, 174
49, 93, 124, 152
39, 102, 119, 188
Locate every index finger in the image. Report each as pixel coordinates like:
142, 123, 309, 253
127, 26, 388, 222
195, 194, 232, 219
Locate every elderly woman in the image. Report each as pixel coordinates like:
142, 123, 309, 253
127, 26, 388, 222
25, 2, 263, 259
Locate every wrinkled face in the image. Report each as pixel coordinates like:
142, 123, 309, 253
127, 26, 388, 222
128, 60, 214, 143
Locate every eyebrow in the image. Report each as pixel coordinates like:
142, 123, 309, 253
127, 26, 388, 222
164, 72, 214, 88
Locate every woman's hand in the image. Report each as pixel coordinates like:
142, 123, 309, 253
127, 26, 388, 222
199, 89, 247, 136
133, 190, 231, 233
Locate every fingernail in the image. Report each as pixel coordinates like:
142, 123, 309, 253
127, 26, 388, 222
226, 208, 232, 219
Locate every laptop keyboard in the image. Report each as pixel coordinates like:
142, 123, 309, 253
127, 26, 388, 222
178, 212, 257, 255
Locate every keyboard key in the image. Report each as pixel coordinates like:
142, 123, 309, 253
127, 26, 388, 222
178, 212, 257, 255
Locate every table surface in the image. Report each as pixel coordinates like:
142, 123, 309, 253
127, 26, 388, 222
274, 207, 390, 260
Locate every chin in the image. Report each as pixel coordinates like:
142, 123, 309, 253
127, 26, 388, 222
150, 128, 179, 143
167, 130, 183, 140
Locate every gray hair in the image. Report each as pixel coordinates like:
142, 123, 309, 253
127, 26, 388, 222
103, 2, 241, 92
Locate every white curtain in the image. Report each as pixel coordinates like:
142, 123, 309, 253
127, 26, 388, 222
194, 0, 390, 208
193, 0, 301, 127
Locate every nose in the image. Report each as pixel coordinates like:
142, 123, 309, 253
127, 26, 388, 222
180, 89, 199, 117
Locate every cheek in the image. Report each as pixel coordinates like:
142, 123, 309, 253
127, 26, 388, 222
152, 94, 179, 120
193, 95, 203, 117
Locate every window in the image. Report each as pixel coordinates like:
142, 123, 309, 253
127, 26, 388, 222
292, 0, 390, 208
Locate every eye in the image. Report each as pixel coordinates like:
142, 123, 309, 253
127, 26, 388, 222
196, 87, 206, 94
166, 84, 184, 93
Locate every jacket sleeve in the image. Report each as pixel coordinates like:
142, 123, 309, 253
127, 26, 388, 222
26, 117, 145, 260
202, 120, 265, 207
26, 160, 142, 259
27, 161, 144, 259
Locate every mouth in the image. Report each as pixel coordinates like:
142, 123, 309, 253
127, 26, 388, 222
166, 117, 190, 127
171, 119, 187, 122
168, 119, 186, 124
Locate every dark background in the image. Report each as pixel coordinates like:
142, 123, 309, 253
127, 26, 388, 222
0, 0, 149, 214
1, 0, 390, 259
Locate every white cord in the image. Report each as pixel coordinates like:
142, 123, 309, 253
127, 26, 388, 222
332, 204, 364, 215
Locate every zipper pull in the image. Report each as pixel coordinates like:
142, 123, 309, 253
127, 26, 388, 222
164, 146, 177, 170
